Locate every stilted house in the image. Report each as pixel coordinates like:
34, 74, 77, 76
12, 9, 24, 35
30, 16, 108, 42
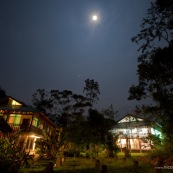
111, 115, 162, 152
0, 96, 57, 154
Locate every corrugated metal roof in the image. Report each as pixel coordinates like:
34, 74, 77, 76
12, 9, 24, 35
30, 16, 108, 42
0, 105, 39, 113
0, 96, 58, 128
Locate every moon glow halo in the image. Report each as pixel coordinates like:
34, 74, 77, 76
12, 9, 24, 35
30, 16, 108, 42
92, 15, 98, 21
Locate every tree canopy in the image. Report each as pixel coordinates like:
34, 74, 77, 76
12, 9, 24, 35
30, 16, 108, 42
32, 79, 118, 155
0, 86, 6, 99
32, 89, 90, 127
83, 79, 100, 106
128, 0, 173, 145
131, 0, 173, 54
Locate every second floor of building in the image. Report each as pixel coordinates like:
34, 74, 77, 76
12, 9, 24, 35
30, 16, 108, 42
0, 96, 57, 136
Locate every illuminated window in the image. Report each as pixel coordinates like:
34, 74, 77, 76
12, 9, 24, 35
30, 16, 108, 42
14, 115, 21, 124
151, 128, 162, 138
32, 117, 38, 127
11, 99, 22, 106
8, 114, 21, 124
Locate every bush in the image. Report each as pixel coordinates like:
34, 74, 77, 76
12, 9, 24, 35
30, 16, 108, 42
0, 132, 32, 172
64, 150, 80, 157
149, 147, 173, 160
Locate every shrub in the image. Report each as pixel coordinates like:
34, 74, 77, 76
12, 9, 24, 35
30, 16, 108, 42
64, 149, 80, 157
0, 131, 32, 173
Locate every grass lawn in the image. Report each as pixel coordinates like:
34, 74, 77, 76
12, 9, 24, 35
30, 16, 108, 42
19, 152, 173, 173
53, 152, 154, 173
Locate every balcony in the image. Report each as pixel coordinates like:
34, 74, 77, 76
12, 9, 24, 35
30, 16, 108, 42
8, 123, 43, 136
118, 133, 149, 139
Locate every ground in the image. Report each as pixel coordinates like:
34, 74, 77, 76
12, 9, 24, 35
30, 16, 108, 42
19, 152, 173, 173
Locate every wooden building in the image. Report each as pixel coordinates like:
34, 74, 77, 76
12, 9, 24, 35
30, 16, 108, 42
0, 96, 57, 154
111, 115, 162, 152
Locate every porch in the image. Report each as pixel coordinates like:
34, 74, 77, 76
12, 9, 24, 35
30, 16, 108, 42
8, 123, 43, 136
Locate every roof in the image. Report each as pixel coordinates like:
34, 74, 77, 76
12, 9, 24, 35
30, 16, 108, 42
0, 96, 58, 128
0, 105, 39, 114
0, 96, 25, 106
113, 114, 161, 130
117, 114, 144, 123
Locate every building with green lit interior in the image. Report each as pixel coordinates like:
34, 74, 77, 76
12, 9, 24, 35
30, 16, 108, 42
0, 96, 57, 154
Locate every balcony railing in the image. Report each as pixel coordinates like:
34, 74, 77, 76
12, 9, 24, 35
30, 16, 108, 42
8, 123, 43, 136
118, 133, 149, 139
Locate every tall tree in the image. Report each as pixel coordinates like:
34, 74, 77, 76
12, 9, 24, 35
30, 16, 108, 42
83, 79, 100, 107
86, 109, 116, 157
102, 105, 118, 120
128, 0, 173, 147
0, 86, 7, 106
67, 109, 116, 151
131, 0, 173, 54
32, 88, 91, 155
32, 89, 89, 127
32, 89, 52, 114
0, 86, 6, 99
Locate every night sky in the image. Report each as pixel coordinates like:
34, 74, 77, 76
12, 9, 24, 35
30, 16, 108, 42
0, 0, 151, 116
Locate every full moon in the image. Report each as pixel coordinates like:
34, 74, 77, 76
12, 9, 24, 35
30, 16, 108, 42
92, 15, 98, 21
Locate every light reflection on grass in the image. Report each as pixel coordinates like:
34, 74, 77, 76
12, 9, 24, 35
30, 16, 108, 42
19, 153, 155, 173
54, 152, 153, 173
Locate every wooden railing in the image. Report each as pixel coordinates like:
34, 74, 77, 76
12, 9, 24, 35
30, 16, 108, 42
8, 123, 43, 136
118, 133, 149, 138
